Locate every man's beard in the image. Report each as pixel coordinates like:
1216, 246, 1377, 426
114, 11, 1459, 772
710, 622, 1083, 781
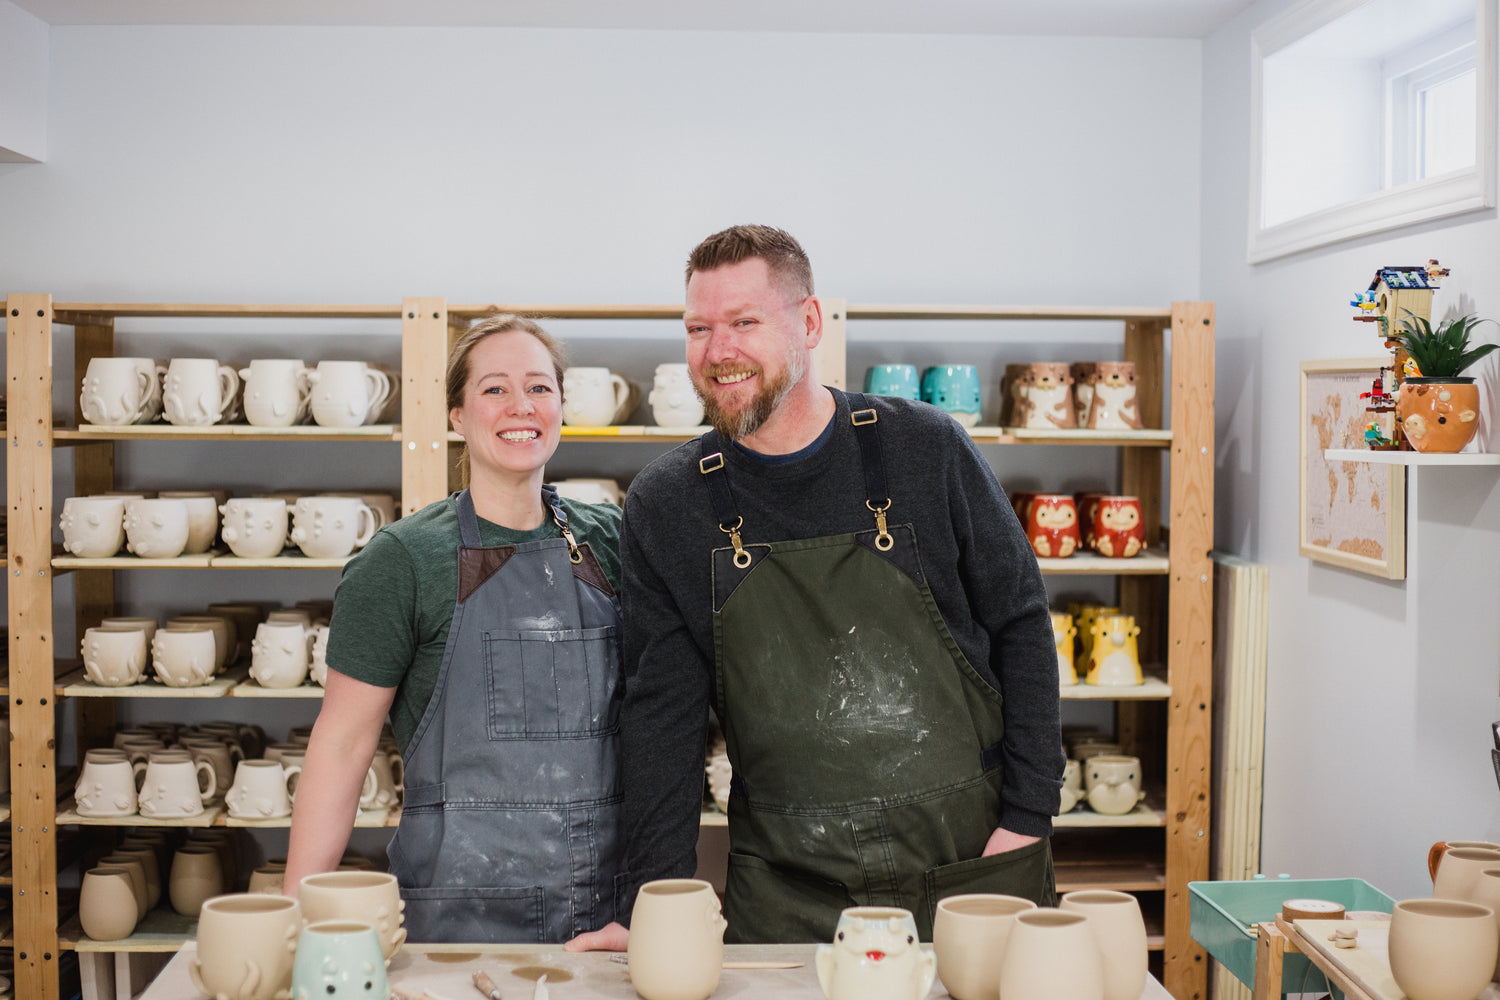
695, 345, 806, 440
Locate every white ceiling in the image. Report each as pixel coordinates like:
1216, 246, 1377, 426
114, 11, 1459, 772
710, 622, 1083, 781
11, 0, 1256, 38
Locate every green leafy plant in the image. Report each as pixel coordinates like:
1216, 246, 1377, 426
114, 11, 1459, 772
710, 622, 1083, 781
1397, 310, 1499, 378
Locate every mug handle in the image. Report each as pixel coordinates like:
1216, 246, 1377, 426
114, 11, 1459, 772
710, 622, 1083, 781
352, 504, 378, 550
215, 366, 240, 421
130, 368, 153, 423
283, 763, 302, 802
609, 373, 631, 423
359, 767, 379, 810
195, 759, 217, 803
1429, 841, 1450, 882
132, 759, 148, 793
363, 369, 391, 425
389, 754, 404, 796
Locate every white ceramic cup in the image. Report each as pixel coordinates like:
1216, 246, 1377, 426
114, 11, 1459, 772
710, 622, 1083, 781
79, 356, 154, 426
267, 608, 315, 628
310, 624, 330, 686
225, 759, 299, 819
649, 363, 705, 428
131, 357, 168, 422
136, 749, 215, 818
161, 358, 239, 426
166, 616, 234, 671
290, 496, 377, 559
562, 366, 631, 426
74, 748, 139, 817
308, 360, 388, 428
80, 626, 149, 687
151, 627, 219, 687
360, 752, 404, 810
59, 496, 127, 558
239, 359, 313, 428
157, 491, 220, 553
123, 498, 191, 559
220, 497, 290, 558
249, 621, 312, 688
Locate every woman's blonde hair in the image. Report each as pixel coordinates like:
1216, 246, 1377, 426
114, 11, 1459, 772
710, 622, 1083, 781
447, 314, 566, 486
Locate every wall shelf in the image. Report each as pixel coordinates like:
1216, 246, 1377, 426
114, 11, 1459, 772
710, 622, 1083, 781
55, 424, 400, 443
1325, 448, 1500, 466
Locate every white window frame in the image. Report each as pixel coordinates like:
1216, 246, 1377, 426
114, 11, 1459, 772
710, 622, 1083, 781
1249, 0, 1496, 264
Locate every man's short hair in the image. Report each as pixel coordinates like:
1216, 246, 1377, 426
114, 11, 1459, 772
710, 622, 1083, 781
685, 225, 815, 300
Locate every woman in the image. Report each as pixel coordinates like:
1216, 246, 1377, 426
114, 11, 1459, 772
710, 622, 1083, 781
284, 315, 626, 944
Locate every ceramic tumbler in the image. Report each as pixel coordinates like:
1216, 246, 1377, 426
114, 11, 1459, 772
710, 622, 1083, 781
1388, 898, 1498, 1000
864, 364, 920, 400
628, 879, 727, 1000
79, 867, 140, 941
291, 920, 389, 1000
1000, 908, 1104, 1000
190, 893, 302, 1000
109, 845, 164, 910
815, 906, 935, 1000
933, 894, 1036, 1000
1060, 890, 1148, 1000
97, 854, 151, 920
298, 871, 407, 960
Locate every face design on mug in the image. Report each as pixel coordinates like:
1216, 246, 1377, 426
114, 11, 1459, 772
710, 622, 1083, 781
1100, 505, 1139, 533
1034, 368, 1071, 391
561, 369, 608, 425
817, 912, 934, 1000
1085, 759, 1143, 815
81, 375, 130, 424
1034, 501, 1076, 531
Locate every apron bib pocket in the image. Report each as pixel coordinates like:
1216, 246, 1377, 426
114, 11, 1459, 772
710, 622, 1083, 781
483, 625, 621, 739
399, 885, 547, 944
724, 851, 854, 944
920, 838, 1055, 930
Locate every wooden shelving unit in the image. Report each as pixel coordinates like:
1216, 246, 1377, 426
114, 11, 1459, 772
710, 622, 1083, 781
6, 294, 1212, 1000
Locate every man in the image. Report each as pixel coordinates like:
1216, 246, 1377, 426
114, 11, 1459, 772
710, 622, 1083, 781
577, 224, 1062, 948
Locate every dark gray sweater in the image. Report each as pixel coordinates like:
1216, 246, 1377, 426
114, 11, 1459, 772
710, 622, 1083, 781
618, 388, 1063, 909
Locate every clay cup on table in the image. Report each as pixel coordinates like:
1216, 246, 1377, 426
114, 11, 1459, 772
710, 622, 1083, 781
1060, 890, 1148, 1000
225, 758, 298, 819
298, 871, 407, 961
292, 920, 389, 1000
250, 620, 313, 688
1431, 846, 1500, 901
1428, 840, 1500, 881
1388, 898, 1498, 1000
190, 893, 302, 1000
169, 845, 225, 916
933, 894, 1036, 1000
78, 867, 140, 941
630, 878, 727, 1000
815, 905, 935, 1000
1000, 908, 1104, 1000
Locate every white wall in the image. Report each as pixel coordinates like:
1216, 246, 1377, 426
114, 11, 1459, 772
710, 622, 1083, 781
0, 0, 48, 161
1205, 0, 1500, 902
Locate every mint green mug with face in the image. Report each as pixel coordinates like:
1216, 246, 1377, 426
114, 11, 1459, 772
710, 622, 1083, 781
864, 364, 920, 400
292, 920, 389, 1000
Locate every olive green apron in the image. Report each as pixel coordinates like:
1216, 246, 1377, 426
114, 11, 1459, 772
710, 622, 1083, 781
700, 394, 1054, 944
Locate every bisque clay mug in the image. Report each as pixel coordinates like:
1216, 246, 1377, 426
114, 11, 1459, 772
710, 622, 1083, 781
1431, 847, 1500, 902
59, 495, 127, 558
74, 748, 139, 817
151, 627, 219, 687
933, 894, 1036, 1000
169, 614, 236, 670
157, 491, 221, 553
310, 625, 330, 686
97, 853, 151, 920
250, 621, 313, 688
240, 359, 313, 428
170, 845, 225, 916
137, 749, 215, 818
290, 496, 377, 559
563, 366, 631, 427
1427, 840, 1500, 881
649, 363, 705, 427
629, 879, 727, 1000
1388, 898, 1498, 1000
999, 908, 1104, 1000
309, 360, 390, 428
80, 626, 149, 687
79, 356, 154, 426
1060, 890, 1148, 1000
123, 498, 192, 559
292, 920, 389, 1000
816, 906, 935, 1000
190, 894, 302, 1000
226, 759, 299, 819
299, 871, 408, 961
360, 752, 404, 810
1059, 758, 1083, 813
220, 497, 290, 559
162, 357, 239, 426
1085, 754, 1145, 816
79, 867, 140, 941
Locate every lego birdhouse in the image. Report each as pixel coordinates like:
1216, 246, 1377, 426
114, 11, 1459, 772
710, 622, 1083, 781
1352, 261, 1447, 347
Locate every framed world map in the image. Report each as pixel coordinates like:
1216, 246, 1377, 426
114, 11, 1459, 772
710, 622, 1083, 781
1298, 358, 1406, 579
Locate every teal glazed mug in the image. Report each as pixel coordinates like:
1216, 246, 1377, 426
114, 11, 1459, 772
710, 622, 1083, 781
921, 365, 983, 427
292, 920, 390, 1000
864, 364, 921, 400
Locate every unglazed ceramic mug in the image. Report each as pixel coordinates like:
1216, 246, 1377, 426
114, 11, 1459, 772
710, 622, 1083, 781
191, 894, 302, 1000
298, 871, 408, 961
1059, 758, 1083, 812
226, 759, 299, 819
74, 748, 139, 817
79, 356, 154, 426
1467, 867, 1500, 980
815, 905, 935, 1000
310, 625, 330, 686
1085, 754, 1145, 816
168, 614, 235, 670
650, 363, 706, 427
1428, 840, 1500, 881
239, 358, 313, 428
157, 491, 220, 553
359, 752, 403, 810
290, 496, 377, 559
629, 879, 727, 1000
933, 894, 1036, 1000
551, 478, 624, 506
179, 737, 240, 799
137, 749, 215, 818
97, 853, 153, 920
162, 357, 239, 426
1388, 898, 1498, 1000
169, 846, 225, 916
1000, 908, 1104, 1000
248, 864, 287, 895
563, 366, 632, 427
1432, 847, 1500, 902
80, 626, 149, 687
151, 627, 219, 687
220, 497, 290, 558
250, 621, 313, 688
292, 920, 389, 999
1060, 890, 1148, 1000
308, 360, 390, 428
122, 498, 191, 559
59, 495, 127, 558
79, 867, 140, 941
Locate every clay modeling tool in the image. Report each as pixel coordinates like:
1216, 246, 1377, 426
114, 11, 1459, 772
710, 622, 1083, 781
532, 974, 549, 1000
472, 970, 504, 1000
608, 954, 803, 969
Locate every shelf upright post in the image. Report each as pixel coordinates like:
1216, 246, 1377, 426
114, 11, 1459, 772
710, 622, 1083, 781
814, 296, 848, 391
401, 297, 451, 516
6, 292, 63, 1000
1163, 301, 1216, 1000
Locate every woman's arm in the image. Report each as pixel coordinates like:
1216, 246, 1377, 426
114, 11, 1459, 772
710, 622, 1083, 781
283, 668, 397, 897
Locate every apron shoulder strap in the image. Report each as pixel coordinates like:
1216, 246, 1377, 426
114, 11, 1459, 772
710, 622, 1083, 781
543, 484, 584, 564
455, 488, 483, 547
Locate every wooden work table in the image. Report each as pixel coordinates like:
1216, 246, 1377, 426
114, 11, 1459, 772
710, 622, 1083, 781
140, 943, 1176, 999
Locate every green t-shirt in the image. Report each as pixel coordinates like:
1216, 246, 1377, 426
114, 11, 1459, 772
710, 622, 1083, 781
325, 491, 623, 753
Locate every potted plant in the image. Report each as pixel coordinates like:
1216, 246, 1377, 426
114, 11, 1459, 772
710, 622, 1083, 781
1394, 311, 1498, 453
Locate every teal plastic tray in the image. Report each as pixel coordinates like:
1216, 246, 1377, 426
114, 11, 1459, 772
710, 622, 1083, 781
1189, 877, 1395, 992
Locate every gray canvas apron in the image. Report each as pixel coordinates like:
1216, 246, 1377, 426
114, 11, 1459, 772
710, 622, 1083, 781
702, 394, 1054, 944
387, 487, 624, 943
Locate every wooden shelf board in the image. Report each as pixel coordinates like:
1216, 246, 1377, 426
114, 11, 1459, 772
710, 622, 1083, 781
1053, 802, 1165, 828
449, 303, 685, 320
56, 665, 245, 698
57, 799, 225, 827
222, 805, 393, 828
1053, 856, 1167, 894
1325, 448, 1500, 466
51, 303, 404, 321
229, 679, 326, 698
1038, 548, 1170, 575
973, 427, 1173, 447
1061, 673, 1171, 700
59, 906, 198, 953
209, 552, 350, 569
846, 304, 1174, 322
55, 424, 400, 442
700, 809, 728, 828
54, 551, 351, 570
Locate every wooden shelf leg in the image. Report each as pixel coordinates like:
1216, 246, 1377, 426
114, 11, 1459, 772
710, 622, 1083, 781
1253, 921, 1292, 1000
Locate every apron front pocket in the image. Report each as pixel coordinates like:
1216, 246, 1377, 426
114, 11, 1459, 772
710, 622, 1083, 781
724, 851, 853, 944
483, 625, 621, 739
400, 885, 547, 944
920, 838, 1055, 932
